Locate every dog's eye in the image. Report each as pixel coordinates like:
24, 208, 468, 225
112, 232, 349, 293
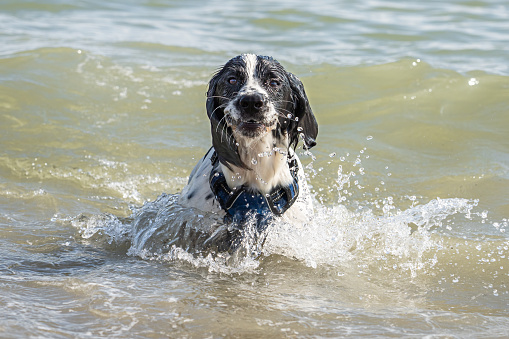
228, 77, 238, 85
269, 79, 280, 88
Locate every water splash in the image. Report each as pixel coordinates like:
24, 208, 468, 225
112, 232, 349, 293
70, 144, 502, 275
263, 197, 479, 275
71, 193, 482, 276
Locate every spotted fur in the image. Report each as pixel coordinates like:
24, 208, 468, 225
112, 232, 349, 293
179, 54, 318, 225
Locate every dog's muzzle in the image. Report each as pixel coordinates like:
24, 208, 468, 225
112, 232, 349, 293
238, 93, 265, 115
233, 93, 274, 136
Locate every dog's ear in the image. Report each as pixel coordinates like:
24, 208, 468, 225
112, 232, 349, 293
286, 72, 318, 150
206, 73, 248, 170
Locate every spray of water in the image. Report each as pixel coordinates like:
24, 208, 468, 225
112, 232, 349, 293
70, 137, 499, 275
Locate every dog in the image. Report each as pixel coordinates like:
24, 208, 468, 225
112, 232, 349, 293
178, 54, 318, 251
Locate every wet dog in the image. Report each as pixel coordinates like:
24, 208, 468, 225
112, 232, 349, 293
179, 54, 318, 251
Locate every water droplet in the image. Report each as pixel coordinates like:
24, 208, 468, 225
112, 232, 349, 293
297, 127, 303, 132
468, 78, 479, 86
214, 173, 220, 177
287, 114, 293, 118
366, 135, 373, 141
251, 158, 258, 165
294, 117, 299, 121
329, 152, 336, 157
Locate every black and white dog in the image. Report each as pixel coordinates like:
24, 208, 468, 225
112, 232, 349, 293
178, 54, 318, 250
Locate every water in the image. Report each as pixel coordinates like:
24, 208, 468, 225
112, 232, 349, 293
1, 0, 508, 337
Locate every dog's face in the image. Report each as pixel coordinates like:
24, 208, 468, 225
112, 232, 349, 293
207, 54, 318, 169
213, 54, 290, 139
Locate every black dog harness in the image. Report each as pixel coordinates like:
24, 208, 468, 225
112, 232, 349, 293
209, 150, 299, 230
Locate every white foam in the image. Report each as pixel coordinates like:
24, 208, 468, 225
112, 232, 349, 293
263, 197, 478, 275
71, 189, 481, 276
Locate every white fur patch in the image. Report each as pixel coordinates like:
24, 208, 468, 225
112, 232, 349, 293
242, 54, 262, 94
221, 133, 293, 195
224, 54, 276, 124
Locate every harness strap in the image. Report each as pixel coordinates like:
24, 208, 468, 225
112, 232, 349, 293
209, 150, 299, 227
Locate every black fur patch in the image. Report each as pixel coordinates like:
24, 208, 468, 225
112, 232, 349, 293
187, 190, 196, 200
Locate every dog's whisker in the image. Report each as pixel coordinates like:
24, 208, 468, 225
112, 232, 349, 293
274, 112, 295, 122
276, 99, 294, 105
217, 118, 234, 147
210, 103, 227, 119
215, 115, 228, 134
274, 111, 290, 119
220, 123, 228, 144
275, 108, 300, 122
276, 108, 299, 121
207, 95, 231, 101
225, 125, 235, 147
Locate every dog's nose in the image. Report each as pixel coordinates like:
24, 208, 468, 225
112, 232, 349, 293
239, 93, 265, 113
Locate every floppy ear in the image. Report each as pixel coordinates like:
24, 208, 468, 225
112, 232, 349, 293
206, 74, 248, 170
286, 72, 318, 150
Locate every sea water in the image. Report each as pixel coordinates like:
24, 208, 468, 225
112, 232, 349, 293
1, 0, 508, 337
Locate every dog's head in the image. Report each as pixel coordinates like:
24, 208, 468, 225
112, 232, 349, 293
206, 54, 318, 170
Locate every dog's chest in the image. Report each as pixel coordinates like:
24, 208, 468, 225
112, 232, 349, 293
178, 148, 313, 225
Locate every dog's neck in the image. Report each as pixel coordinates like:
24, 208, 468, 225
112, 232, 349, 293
220, 132, 293, 195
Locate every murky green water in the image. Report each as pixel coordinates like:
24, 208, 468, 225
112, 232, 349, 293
1, 1, 508, 337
